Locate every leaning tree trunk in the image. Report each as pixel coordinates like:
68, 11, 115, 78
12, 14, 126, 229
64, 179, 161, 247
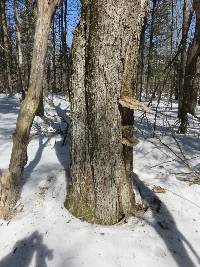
179, 0, 200, 133
65, 0, 147, 225
0, 0, 61, 219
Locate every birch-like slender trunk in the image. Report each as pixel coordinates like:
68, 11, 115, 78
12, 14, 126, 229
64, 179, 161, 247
0, 0, 61, 219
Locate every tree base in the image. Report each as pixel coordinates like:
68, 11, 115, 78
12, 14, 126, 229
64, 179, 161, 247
65, 196, 98, 224
0, 174, 19, 220
65, 194, 146, 225
65, 187, 144, 225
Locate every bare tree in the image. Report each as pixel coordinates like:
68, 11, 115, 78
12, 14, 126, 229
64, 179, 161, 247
0, 0, 62, 219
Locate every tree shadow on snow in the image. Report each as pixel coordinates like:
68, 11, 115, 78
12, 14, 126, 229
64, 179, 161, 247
0, 231, 53, 267
54, 138, 70, 177
39, 101, 70, 177
22, 135, 51, 185
134, 174, 200, 267
0, 96, 20, 138
175, 135, 200, 156
0, 96, 19, 114
22, 101, 70, 188
53, 102, 70, 177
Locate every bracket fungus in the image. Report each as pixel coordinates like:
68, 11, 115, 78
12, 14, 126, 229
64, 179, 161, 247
121, 125, 139, 147
119, 96, 149, 111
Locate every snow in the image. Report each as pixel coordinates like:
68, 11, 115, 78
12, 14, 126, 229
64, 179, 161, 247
0, 94, 200, 267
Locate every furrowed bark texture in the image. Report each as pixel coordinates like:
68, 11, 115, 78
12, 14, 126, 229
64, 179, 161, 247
66, 0, 147, 225
0, 0, 61, 219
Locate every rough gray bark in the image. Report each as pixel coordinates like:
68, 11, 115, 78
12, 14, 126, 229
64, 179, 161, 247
0, 0, 61, 219
65, 0, 147, 225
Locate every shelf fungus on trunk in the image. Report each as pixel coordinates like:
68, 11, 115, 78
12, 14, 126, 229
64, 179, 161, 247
119, 96, 147, 147
119, 96, 149, 111
121, 126, 139, 147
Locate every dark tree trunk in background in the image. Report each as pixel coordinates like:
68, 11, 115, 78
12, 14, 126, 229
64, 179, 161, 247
137, 17, 147, 101
179, 0, 200, 133
196, 58, 200, 107
0, 0, 12, 96
35, 92, 45, 117
178, 0, 192, 118
14, 0, 25, 98
65, 0, 147, 225
0, 0, 61, 219
52, 17, 56, 94
146, 0, 157, 99
60, 1, 68, 94
24, 0, 33, 91
187, 58, 200, 116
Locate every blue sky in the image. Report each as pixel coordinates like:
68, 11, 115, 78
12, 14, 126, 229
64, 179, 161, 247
6, 0, 81, 47
67, 0, 81, 46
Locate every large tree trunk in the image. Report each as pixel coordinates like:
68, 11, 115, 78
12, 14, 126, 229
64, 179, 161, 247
0, 0, 61, 219
179, 0, 200, 133
65, 0, 147, 225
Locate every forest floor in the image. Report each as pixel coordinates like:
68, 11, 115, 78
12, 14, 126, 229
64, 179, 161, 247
0, 93, 200, 267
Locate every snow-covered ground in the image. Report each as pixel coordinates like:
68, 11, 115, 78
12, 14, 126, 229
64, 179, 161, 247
0, 94, 200, 267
